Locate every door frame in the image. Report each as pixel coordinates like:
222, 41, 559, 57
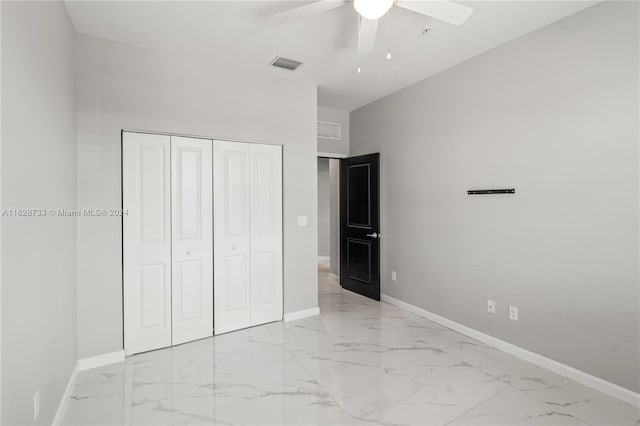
317, 153, 346, 282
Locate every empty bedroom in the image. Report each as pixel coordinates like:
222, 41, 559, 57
1, 0, 639, 425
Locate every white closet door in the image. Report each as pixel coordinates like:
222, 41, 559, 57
171, 136, 213, 345
250, 144, 283, 326
123, 132, 172, 355
213, 141, 251, 334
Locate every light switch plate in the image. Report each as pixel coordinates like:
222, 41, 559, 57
487, 299, 496, 314
297, 216, 308, 227
391, 271, 397, 282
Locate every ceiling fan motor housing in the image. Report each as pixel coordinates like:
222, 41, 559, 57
353, 0, 394, 20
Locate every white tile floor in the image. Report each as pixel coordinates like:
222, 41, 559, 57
62, 263, 640, 425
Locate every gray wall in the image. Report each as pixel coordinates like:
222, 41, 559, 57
350, 1, 639, 392
1, 2, 78, 424
75, 34, 318, 358
318, 106, 349, 156
318, 158, 330, 257
329, 159, 340, 276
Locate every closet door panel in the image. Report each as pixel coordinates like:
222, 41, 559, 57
214, 141, 251, 334
123, 132, 172, 355
171, 136, 214, 345
250, 144, 283, 326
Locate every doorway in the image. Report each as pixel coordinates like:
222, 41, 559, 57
317, 153, 381, 301
317, 158, 341, 282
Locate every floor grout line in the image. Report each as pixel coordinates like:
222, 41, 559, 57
443, 385, 511, 426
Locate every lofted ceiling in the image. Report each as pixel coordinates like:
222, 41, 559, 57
65, 1, 598, 111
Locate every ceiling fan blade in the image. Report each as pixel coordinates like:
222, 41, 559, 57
395, 0, 473, 26
275, 0, 346, 22
357, 17, 379, 56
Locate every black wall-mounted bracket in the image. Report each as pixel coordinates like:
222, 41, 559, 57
467, 189, 515, 195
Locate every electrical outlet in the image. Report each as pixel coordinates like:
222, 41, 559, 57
509, 305, 519, 321
391, 271, 397, 282
297, 216, 307, 227
486, 299, 496, 314
33, 390, 40, 420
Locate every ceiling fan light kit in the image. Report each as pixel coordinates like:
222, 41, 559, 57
275, 0, 473, 57
353, 0, 394, 20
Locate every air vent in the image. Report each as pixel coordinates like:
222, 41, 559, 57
271, 56, 303, 71
318, 121, 341, 140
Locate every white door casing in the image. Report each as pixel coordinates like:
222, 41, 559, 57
213, 141, 252, 334
249, 144, 283, 325
123, 132, 172, 355
171, 136, 213, 345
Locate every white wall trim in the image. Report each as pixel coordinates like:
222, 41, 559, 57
53, 351, 126, 425
317, 152, 348, 159
318, 256, 330, 262
381, 294, 640, 408
77, 350, 125, 372
52, 363, 79, 426
284, 307, 320, 322
329, 273, 340, 282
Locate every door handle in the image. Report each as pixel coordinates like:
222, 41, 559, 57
366, 232, 380, 239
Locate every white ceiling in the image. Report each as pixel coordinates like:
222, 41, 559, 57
65, 1, 598, 111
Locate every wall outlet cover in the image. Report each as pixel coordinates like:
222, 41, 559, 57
297, 216, 308, 227
391, 271, 397, 281
487, 299, 496, 314
509, 305, 519, 321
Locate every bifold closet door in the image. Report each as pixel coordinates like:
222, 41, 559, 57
171, 136, 213, 345
123, 132, 172, 355
213, 141, 252, 334
213, 141, 283, 335
249, 144, 283, 326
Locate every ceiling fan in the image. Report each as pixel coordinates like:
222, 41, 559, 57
276, 0, 474, 56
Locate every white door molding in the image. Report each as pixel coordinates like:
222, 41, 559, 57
317, 152, 348, 159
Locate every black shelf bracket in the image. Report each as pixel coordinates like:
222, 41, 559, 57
467, 189, 515, 195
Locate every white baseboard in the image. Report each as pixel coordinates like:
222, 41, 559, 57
52, 362, 78, 426
77, 350, 125, 371
381, 294, 640, 408
53, 350, 126, 425
284, 307, 320, 322
318, 256, 330, 262
329, 273, 340, 281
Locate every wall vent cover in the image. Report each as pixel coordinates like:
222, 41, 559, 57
318, 121, 341, 140
271, 57, 303, 71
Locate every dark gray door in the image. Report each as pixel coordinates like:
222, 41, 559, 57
340, 153, 380, 301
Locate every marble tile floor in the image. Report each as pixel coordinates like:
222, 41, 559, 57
62, 263, 640, 425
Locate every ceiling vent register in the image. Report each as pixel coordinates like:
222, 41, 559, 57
318, 121, 341, 140
271, 57, 303, 71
